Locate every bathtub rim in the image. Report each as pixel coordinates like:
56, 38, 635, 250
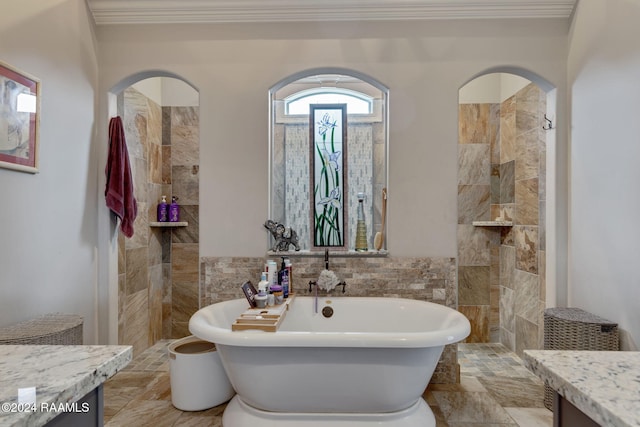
189, 296, 470, 348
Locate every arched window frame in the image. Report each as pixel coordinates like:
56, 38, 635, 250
269, 69, 388, 253
284, 88, 373, 115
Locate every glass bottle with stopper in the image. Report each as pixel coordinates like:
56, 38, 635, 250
355, 192, 368, 252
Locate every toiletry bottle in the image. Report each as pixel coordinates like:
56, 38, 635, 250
271, 284, 283, 305
284, 257, 293, 294
157, 195, 168, 222
255, 278, 268, 308
267, 259, 277, 288
278, 257, 290, 299
261, 270, 274, 306
264, 260, 272, 283
255, 291, 267, 308
355, 192, 368, 252
258, 272, 270, 292
169, 196, 180, 222
266, 291, 275, 307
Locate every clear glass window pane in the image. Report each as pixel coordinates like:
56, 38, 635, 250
286, 89, 372, 115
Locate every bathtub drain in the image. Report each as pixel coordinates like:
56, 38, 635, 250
322, 306, 334, 318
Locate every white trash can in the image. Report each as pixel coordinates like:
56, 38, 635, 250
168, 335, 235, 411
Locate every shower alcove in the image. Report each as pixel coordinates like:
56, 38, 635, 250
457, 71, 556, 357
112, 75, 200, 357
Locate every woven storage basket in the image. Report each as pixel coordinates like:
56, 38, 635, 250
0, 313, 83, 345
543, 307, 618, 410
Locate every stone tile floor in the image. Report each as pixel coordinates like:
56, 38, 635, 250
104, 341, 552, 426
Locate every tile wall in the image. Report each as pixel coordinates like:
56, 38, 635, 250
118, 87, 164, 357
273, 121, 386, 251
200, 255, 460, 384
457, 102, 500, 343
162, 106, 200, 339
117, 87, 199, 357
457, 83, 546, 356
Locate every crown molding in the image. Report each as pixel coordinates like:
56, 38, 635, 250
87, 0, 577, 25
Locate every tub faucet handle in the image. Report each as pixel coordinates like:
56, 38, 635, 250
309, 279, 345, 293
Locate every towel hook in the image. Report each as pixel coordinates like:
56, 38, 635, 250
543, 114, 554, 130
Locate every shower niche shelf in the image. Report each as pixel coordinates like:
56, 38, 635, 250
266, 250, 388, 258
472, 220, 513, 227
150, 222, 188, 227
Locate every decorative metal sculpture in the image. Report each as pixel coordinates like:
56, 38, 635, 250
264, 219, 300, 252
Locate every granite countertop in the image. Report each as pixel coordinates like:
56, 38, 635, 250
524, 350, 640, 427
0, 345, 132, 427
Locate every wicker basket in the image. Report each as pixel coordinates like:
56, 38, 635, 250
0, 313, 83, 345
543, 307, 618, 410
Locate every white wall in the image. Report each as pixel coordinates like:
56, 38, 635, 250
459, 73, 502, 104
459, 73, 531, 104
162, 78, 199, 107
0, 5, 578, 346
95, 23, 571, 344
97, 18, 568, 262
133, 77, 199, 106
132, 78, 162, 105
568, 0, 640, 350
500, 74, 531, 102
0, 0, 99, 343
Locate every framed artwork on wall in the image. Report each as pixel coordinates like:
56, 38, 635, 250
0, 61, 40, 173
310, 104, 347, 249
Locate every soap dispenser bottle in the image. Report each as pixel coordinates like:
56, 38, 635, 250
157, 195, 168, 222
169, 196, 180, 222
284, 257, 293, 294
278, 256, 290, 298
355, 192, 368, 252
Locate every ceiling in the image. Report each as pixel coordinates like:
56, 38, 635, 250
87, 0, 577, 25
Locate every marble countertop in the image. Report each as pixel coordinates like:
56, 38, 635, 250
0, 345, 132, 427
524, 350, 640, 427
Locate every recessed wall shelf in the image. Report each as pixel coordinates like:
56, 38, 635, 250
267, 250, 388, 258
472, 221, 513, 227
150, 222, 188, 227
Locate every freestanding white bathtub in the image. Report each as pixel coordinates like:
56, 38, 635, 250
189, 296, 470, 427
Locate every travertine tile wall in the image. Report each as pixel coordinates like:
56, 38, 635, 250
499, 84, 546, 356
457, 102, 501, 343
200, 255, 459, 384
457, 83, 546, 357
117, 89, 200, 357
162, 106, 200, 339
118, 87, 165, 357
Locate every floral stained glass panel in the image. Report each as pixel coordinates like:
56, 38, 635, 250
310, 104, 347, 248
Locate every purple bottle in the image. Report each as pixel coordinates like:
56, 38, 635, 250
157, 195, 168, 222
169, 196, 180, 222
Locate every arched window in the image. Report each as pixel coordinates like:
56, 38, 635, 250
285, 88, 373, 115
269, 70, 388, 252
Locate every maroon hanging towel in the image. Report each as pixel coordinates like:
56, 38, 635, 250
105, 116, 137, 238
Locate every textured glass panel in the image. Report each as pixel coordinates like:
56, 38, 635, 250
311, 105, 346, 247
284, 125, 310, 250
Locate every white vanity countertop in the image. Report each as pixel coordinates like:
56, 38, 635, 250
524, 350, 640, 427
0, 345, 132, 427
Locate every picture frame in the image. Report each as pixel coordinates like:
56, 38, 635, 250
0, 61, 40, 173
310, 104, 347, 249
